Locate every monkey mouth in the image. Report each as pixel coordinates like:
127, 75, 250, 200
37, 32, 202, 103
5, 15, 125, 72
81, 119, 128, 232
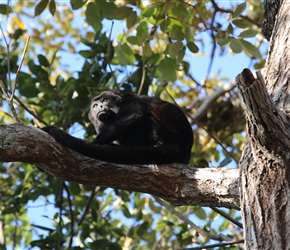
97, 111, 112, 121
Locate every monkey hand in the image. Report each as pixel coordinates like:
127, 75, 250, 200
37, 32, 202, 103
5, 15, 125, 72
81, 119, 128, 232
42, 126, 71, 146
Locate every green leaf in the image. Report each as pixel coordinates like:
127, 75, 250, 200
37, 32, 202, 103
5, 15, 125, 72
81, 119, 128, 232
232, 2, 247, 18
229, 38, 243, 53
239, 29, 258, 38
232, 19, 250, 29
169, 41, 183, 59
241, 39, 261, 57
158, 57, 177, 82
187, 42, 199, 53
217, 38, 231, 46
170, 25, 184, 40
0, 4, 12, 15
85, 2, 101, 31
38, 54, 50, 67
114, 6, 133, 20
136, 21, 148, 41
115, 43, 135, 65
34, 0, 48, 17
142, 6, 156, 17
95, 1, 117, 19
19, 81, 39, 98
127, 36, 138, 45
69, 183, 81, 196
137, 221, 149, 236
126, 10, 137, 29
227, 23, 234, 34
71, 0, 87, 10
79, 50, 95, 58
194, 207, 207, 220
143, 42, 153, 57
49, 0, 56, 16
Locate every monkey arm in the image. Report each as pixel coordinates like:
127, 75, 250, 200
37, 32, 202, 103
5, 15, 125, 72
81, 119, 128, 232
41, 126, 185, 164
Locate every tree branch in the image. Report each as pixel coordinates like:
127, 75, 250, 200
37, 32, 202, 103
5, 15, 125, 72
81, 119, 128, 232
0, 124, 240, 209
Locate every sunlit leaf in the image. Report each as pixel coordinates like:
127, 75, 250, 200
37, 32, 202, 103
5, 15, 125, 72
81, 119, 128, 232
115, 43, 135, 65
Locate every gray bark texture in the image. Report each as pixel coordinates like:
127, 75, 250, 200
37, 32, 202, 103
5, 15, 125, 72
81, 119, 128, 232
0, 124, 240, 209
236, 1, 290, 249
262, 0, 282, 41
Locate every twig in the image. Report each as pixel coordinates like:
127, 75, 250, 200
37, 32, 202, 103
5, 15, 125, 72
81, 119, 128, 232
63, 182, 75, 249
106, 21, 118, 91
0, 80, 20, 123
210, 206, 243, 228
77, 187, 100, 226
6, 89, 47, 125
178, 239, 244, 250
0, 24, 12, 88
137, 62, 146, 95
11, 36, 30, 101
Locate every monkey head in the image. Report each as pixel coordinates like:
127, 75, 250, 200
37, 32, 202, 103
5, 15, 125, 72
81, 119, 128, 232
89, 91, 122, 134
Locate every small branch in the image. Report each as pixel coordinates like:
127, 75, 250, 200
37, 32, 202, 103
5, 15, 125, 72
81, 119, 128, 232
137, 62, 146, 95
11, 36, 30, 101
106, 21, 118, 91
210, 0, 261, 27
210, 207, 243, 228
77, 187, 99, 226
0, 80, 21, 123
154, 196, 228, 242
178, 239, 244, 250
189, 82, 236, 120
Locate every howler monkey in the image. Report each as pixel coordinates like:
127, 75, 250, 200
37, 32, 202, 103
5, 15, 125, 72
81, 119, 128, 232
42, 91, 193, 164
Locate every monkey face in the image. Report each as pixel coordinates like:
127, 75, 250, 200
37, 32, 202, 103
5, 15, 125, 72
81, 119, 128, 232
89, 91, 122, 124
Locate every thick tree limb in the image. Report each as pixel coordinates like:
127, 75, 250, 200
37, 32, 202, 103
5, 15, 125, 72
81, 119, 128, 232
0, 124, 240, 209
236, 68, 290, 249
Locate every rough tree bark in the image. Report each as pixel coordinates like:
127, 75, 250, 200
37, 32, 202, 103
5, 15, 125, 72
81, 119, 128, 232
0, 124, 240, 209
236, 1, 290, 249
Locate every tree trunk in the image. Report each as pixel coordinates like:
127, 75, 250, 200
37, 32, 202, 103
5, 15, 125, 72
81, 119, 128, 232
237, 1, 290, 249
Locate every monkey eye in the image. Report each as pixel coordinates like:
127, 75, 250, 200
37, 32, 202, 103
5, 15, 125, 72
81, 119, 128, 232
93, 103, 98, 108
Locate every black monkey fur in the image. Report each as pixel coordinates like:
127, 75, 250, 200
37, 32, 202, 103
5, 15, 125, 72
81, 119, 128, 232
42, 91, 193, 164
